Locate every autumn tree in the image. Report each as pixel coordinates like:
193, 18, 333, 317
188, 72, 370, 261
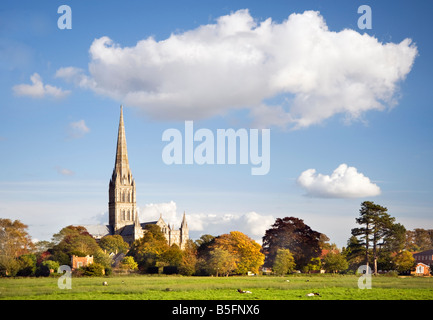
405, 228, 433, 251
0, 219, 35, 276
213, 231, 264, 274
179, 239, 198, 276
205, 247, 237, 276
50, 226, 100, 266
262, 217, 322, 269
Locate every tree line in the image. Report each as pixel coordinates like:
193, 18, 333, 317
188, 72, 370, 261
1, 201, 431, 277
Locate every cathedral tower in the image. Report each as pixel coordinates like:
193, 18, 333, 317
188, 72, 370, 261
108, 106, 138, 235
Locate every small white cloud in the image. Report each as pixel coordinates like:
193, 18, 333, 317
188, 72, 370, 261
13, 73, 70, 99
238, 211, 275, 243
55, 166, 74, 176
68, 119, 90, 138
297, 163, 381, 198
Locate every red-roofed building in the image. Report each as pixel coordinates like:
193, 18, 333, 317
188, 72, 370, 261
71, 255, 93, 270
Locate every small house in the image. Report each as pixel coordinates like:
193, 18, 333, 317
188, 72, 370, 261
71, 255, 94, 270
412, 262, 431, 276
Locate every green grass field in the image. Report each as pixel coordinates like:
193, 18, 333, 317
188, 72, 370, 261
1, 274, 432, 300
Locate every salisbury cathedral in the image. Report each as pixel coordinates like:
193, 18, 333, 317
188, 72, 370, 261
84, 106, 189, 248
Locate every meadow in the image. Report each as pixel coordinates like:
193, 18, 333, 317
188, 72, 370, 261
0, 274, 432, 300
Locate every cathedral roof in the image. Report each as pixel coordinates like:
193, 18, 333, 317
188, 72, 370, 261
140, 221, 158, 227
82, 224, 113, 238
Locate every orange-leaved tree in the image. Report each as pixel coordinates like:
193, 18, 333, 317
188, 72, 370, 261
213, 231, 264, 275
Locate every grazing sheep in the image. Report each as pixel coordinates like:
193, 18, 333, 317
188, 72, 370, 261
306, 292, 320, 296
237, 289, 252, 294
102, 281, 108, 286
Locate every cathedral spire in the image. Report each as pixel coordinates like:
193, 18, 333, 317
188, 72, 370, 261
181, 211, 188, 228
109, 105, 137, 238
113, 105, 130, 178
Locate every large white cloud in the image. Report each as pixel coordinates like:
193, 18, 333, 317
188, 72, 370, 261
137, 200, 274, 242
186, 211, 274, 243
297, 163, 381, 198
56, 9, 417, 129
138, 200, 179, 225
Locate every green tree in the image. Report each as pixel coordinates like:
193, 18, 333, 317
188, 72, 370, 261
36, 260, 59, 277
195, 234, 215, 248
99, 235, 129, 254
81, 263, 105, 276
304, 257, 322, 273
385, 223, 406, 253
93, 249, 112, 274
195, 234, 215, 275
120, 256, 138, 270
128, 224, 169, 272
393, 251, 415, 273
17, 254, 36, 276
272, 249, 296, 276
344, 235, 365, 271
351, 201, 395, 275
323, 251, 348, 273
161, 244, 183, 267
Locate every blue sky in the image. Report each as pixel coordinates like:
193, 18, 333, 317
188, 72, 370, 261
1, 0, 432, 247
